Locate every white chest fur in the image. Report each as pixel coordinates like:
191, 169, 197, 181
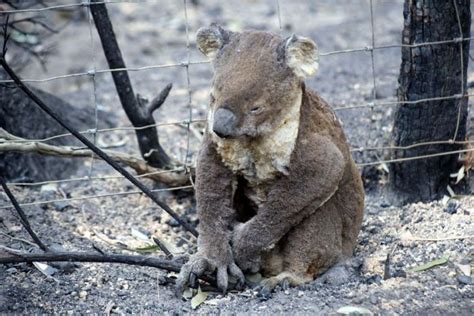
209, 93, 302, 185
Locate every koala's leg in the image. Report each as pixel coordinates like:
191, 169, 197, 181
259, 197, 345, 291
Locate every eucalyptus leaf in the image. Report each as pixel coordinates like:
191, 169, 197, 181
191, 287, 208, 309
407, 257, 449, 272
133, 244, 159, 253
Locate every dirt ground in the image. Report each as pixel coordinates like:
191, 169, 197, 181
1, 0, 473, 314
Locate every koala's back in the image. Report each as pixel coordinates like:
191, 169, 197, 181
300, 87, 365, 254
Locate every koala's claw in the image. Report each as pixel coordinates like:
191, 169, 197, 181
175, 255, 246, 297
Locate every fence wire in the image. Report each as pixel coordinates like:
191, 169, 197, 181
0, 0, 473, 209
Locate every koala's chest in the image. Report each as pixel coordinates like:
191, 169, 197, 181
212, 116, 300, 205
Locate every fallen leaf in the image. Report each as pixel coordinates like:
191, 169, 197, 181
447, 185, 455, 197
441, 195, 450, 206
131, 228, 149, 241
336, 305, 373, 315
132, 244, 160, 253
454, 262, 471, 276
191, 287, 208, 310
104, 300, 115, 316
407, 257, 449, 273
33, 262, 58, 276
40, 183, 58, 192
450, 166, 465, 184
377, 163, 389, 174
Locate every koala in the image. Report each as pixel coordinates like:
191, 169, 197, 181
176, 24, 364, 294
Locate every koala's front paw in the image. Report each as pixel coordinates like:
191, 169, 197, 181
175, 250, 245, 297
232, 223, 261, 273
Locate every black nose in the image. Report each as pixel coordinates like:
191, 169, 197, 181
213, 108, 236, 138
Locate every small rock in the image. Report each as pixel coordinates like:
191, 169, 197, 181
52, 201, 71, 212
391, 270, 407, 278
337, 305, 373, 316
457, 275, 474, 285
6, 267, 17, 274
369, 295, 378, 305
79, 291, 88, 299
297, 291, 304, 297
166, 218, 180, 227
443, 201, 459, 214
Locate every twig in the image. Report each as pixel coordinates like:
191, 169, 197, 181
89, 0, 171, 168
406, 235, 474, 242
0, 56, 198, 237
0, 250, 225, 289
153, 237, 173, 259
148, 83, 173, 114
383, 253, 391, 280
0, 250, 181, 272
0, 231, 38, 247
0, 175, 49, 252
0, 128, 191, 187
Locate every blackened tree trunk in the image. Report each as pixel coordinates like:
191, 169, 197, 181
390, 0, 471, 203
90, 0, 171, 168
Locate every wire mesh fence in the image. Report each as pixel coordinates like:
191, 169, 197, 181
0, 0, 472, 210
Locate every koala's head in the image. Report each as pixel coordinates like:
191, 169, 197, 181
196, 24, 319, 139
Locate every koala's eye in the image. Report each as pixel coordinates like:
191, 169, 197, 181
250, 106, 263, 114
210, 93, 216, 103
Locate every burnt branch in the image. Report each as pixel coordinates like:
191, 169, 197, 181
0, 56, 198, 237
0, 249, 242, 291
148, 83, 173, 114
0, 128, 193, 187
89, 0, 172, 169
0, 175, 49, 252
0, 250, 181, 273
152, 237, 173, 259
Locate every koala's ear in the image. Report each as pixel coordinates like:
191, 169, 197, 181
196, 24, 231, 59
284, 34, 319, 79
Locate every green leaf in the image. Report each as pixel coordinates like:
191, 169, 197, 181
132, 244, 160, 253
191, 287, 208, 310
407, 257, 449, 273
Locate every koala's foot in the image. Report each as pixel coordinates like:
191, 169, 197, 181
175, 253, 245, 297
315, 259, 360, 285
256, 271, 312, 297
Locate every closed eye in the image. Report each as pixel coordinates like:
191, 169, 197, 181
250, 106, 263, 114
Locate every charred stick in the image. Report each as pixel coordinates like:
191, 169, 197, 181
0, 175, 49, 252
149, 83, 173, 114
89, 0, 171, 168
0, 251, 181, 272
152, 237, 173, 259
0, 57, 198, 237
0, 251, 224, 288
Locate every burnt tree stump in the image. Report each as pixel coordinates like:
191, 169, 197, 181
390, 0, 471, 203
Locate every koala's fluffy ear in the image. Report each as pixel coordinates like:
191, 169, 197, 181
196, 24, 231, 59
285, 34, 319, 79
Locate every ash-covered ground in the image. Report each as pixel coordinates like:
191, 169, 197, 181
1, 0, 473, 314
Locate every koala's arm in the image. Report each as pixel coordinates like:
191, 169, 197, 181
195, 137, 236, 245
176, 136, 244, 294
232, 135, 346, 269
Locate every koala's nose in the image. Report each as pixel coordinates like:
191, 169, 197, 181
212, 108, 237, 138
